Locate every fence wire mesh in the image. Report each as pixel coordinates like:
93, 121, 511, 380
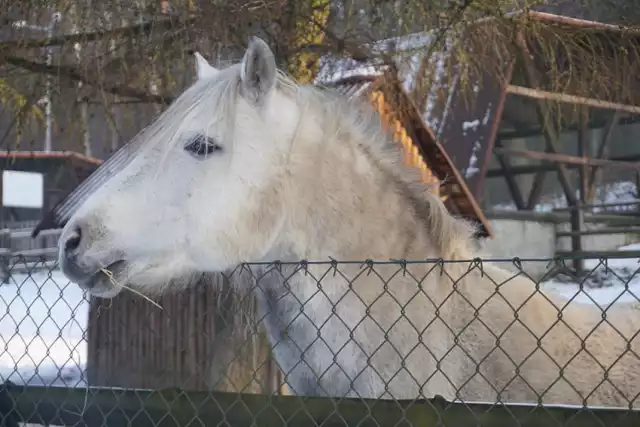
1, 254, 640, 427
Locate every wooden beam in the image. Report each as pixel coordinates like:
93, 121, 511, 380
526, 165, 547, 210
586, 111, 620, 201
475, 59, 516, 201
523, 116, 556, 210
552, 199, 640, 212
570, 206, 585, 276
555, 249, 640, 259
577, 108, 589, 203
494, 147, 640, 169
493, 140, 525, 210
505, 85, 640, 115
636, 172, 640, 213
487, 153, 640, 177
516, 32, 577, 207
556, 226, 640, 237
525, 119, 577, 205
497, 114, 640, 141
487, 164, 554, 177
486, 210, 640, 225
523, 118, 556, 210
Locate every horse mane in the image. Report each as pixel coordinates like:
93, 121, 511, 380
273, 70, 479, 261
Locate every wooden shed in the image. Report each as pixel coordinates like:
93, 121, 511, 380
87, 273, 283, 394
0, 151, 100, 280
0, 151, 100, 227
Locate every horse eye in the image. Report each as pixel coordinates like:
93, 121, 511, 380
184, 134, 223, 158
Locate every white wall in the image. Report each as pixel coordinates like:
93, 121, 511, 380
475, 217, 640, 280
475, 219, 556, 280
555, 222, 640, 253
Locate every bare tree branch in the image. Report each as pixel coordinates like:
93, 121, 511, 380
0, 14, 197, 52
4, 55, 172, 104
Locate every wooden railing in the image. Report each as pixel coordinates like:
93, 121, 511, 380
553, 200, 640, 275
0, 226, 61, 281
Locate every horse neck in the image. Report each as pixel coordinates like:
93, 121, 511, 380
278, 134, 439, 264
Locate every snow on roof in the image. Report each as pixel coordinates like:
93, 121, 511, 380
315, 31, 437, 84
314, 55, 384, 84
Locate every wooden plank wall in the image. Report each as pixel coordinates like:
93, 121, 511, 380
87, 274, 284, 394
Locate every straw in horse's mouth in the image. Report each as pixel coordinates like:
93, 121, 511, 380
98, 261, 163, 309
95, 260, 126, 281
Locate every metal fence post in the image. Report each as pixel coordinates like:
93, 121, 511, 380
570, 201, 584, 276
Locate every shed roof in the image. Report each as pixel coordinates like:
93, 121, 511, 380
1, 151, 101, 229
0, 150, 101, 188
0, 150, 102, 166
314, 24, 507, 199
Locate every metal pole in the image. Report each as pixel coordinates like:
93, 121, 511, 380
570, 202, 584, 277
43, 12, 61, 152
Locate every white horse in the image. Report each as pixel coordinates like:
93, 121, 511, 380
58, 37, 640, 406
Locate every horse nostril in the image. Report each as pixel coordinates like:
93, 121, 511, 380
64, 227, 82, 255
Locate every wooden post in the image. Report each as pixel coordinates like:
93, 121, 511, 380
265, 354, 282, 395
0, 176, 6, 284
636, 171, 640, 214
494, 139, 526, 210
570, 202, 584, 277
0, 229, 9, 284
587, 111, 620, 201
577, 108, 589, 203
516, 32, 578, 208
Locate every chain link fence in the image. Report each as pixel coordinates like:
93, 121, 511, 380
1, 254, 640, 426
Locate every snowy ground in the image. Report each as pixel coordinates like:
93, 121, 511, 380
0, 245, 639, 389
0, 269, 88, 387
541, 242, 640, 308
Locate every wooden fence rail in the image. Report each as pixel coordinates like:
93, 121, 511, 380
552, 201, 640, 276
0, 227, 62, 255
1, 382, 639, 427
0, 227, 61, 280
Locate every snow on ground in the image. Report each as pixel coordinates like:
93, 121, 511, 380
541, 242, 640, 308
0, 269, 88, 387
490, 180, 640, 306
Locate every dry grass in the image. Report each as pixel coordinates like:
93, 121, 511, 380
99, 267, 164, 310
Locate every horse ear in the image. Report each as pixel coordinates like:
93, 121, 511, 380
194, 52, 218, 80
239, 37, 276, 104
